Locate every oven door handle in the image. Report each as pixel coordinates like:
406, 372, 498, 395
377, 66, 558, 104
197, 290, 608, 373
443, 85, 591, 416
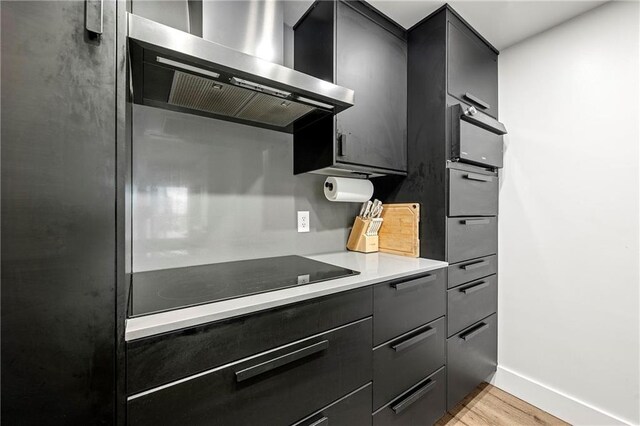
459, 105, 507, 135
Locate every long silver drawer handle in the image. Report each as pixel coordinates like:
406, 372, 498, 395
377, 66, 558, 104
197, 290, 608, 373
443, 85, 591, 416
235, 340, 329, 382
464, 173, 492, 182
391, 379, 437, 414
460, 323, 489, 341
462, 218, 490, 225
461, 280, 490, 294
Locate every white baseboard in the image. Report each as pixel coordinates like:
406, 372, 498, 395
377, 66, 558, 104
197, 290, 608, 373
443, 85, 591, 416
489, 365, 633, 426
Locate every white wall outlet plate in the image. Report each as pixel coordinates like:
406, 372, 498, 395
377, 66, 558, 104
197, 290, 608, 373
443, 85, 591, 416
297, 211, 310, 233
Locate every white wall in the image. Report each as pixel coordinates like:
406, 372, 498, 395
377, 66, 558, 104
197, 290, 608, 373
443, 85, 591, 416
495, 2, 640, 425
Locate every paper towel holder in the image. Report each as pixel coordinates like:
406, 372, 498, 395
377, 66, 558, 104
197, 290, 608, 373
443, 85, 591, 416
324, 182, 334, 191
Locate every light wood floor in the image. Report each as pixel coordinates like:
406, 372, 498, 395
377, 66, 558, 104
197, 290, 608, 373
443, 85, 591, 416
436, 383, 570, 426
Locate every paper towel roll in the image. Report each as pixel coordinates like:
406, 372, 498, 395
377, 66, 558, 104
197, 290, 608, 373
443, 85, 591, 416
324, 177, 374, 202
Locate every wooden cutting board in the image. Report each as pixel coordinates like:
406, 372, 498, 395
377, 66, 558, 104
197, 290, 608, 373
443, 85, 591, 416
379, 203, 420, 257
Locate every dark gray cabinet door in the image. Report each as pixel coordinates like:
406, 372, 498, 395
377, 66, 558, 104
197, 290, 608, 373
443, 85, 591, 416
373, 317, 445, 410
293, 384, 372, 426
1, 1, 117, 423
448, 166, 499, 217
447, 275, 498, 337
373, 367, 446, 426
448, 21, 498, 118
336, 1, 407, 172
447, 314, 497, 410
373, 270, 446, 346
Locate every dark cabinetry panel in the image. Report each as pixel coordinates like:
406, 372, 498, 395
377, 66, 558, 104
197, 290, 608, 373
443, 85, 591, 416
448, 165, 498, 217
127, 287, 372, 394
293, 383, 372, 426
447, 275, 498, 337
294, 0, 407, 176
379, 5, 502, 412
128, 318, 372, 426
373, 367, 446, 426
447, 314, 498, 410
447, 216, 498, 263
1, 1, 117, 423
373, 270, 446, 346
447, 19, 498, 118
335, 1, 407, 172
448, 254, 497, 289
373, 317, 445, 410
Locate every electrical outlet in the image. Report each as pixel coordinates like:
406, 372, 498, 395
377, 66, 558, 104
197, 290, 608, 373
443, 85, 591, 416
297, 211, 310, 233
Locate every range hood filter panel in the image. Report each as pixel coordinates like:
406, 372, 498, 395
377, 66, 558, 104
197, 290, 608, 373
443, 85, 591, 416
168, 71, 316, 128
168, 71, 256, 117
235, 93, 315, 127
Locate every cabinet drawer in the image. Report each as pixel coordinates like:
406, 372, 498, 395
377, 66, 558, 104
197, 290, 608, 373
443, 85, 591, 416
447, 20, 498, 119
127, 318, 372, 426
447, 314, 497, 410
373, 367, 446, 426
373, 270, 446, 346
447, 275, 497, 337
447, 217, 497, 263
373, 317, 445, 410
448, 255, 497, 289
293, 383, 372, 426
127, 287, 372, 394
448, 166, 498, 217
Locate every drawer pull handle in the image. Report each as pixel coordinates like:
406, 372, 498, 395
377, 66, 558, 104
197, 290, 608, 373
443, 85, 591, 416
308, 417, 329, 426
463, 92, 490, 110
462, 218, 490, 225
391, 379, 437, 414
462, 260, 488, 270
392, 274, 436, 291
464, 173, 492, 182
461, 280, 490, 294
235, 340, 329, 382
460, 323, 489, 341
392, 327, 437, 352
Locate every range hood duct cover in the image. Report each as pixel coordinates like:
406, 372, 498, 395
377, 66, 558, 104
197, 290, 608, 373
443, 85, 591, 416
127, 13, 354, 133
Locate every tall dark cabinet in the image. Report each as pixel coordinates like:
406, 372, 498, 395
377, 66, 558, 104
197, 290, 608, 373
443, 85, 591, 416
377, 5, 507, 412
293, 0, 408, 177
1, 1, 123, 423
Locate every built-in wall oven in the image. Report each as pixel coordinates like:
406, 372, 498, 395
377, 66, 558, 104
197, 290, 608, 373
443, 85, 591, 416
449, 104, 507, 168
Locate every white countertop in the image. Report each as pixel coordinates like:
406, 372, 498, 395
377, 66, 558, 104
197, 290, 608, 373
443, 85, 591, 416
125, 252, 448, 341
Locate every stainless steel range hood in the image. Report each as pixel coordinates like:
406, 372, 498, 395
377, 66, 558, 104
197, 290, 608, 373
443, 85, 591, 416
127, 12, 355, 133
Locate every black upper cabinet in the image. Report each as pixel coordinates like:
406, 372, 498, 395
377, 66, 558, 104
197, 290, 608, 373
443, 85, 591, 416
447, 18, 498, 118
294, 0, 408, 177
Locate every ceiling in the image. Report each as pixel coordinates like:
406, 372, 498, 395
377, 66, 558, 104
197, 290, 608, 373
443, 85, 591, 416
283, 0, 609, 50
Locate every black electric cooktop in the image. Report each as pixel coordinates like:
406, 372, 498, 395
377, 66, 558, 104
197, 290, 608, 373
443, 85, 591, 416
129, 255, 359, 317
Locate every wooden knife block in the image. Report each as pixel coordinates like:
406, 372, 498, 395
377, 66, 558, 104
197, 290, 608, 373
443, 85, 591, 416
347, 217, 379, 253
